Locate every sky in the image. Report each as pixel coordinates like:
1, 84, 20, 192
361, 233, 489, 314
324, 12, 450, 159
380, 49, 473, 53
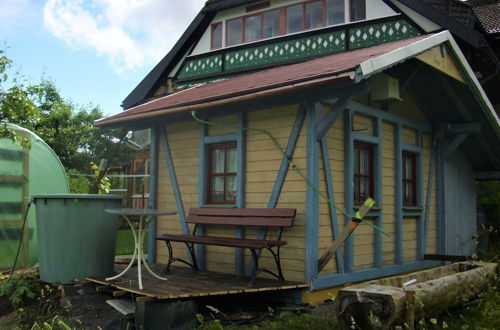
1, 0, 205, 117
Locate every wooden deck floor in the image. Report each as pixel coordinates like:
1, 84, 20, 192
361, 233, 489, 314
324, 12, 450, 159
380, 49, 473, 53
87, 264, 308, 300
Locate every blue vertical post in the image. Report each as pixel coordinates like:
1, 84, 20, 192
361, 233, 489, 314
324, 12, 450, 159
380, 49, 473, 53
320, 136, 344, 273
235, 112, 246, 275
374, 118, 383, 268
147, 125, 160, 264
416, 130, 425, 260
305, 100, 320, 283
423, 143, 435, 256
343, 108, 354, 273
395, 124, 403, 265
160, 128, 189, 235
197, 120, 208, 270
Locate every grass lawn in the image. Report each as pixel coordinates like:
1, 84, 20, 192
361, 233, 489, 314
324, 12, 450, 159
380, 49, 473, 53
115, 229, 148, 255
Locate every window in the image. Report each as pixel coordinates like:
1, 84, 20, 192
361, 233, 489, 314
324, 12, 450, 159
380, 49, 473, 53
326, 0, 345, 25
286, 4, 303, 33
354, 142, 374, 205
262, 9, 280, 38
227, 18, 243, 46
245, 14, 262, 42
214, 0, 366, 48
350, 0, 366, 21
211, 23, 222, 49
207, 142, 237, 203
305, 0, 324, 30
402, 152, 417, 206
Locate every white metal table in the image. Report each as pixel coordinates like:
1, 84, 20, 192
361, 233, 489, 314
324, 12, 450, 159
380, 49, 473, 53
105, 208, 176, 290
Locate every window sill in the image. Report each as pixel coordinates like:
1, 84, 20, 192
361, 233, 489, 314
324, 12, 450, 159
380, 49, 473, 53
201, 204, 237, 208
402, 206, 423, 212
353, 206, 381, 212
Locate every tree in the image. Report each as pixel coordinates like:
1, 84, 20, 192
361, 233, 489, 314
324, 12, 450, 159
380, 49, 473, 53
0, 51, 130, 172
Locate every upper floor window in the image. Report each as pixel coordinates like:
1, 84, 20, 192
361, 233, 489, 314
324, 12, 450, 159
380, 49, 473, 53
305, 0, 325, 30
211, 23, 223, 49
216, 0, 366, 49
354, 142, 374, 205
327, 0, 345, 25
402, 151, 417, 206
207, 142, 237, 203
350, 0, 366, 21
226, 18, 244, 46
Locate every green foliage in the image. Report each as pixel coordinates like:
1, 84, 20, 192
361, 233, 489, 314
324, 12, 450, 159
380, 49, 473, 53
0, 272, 41, 309
30, 315, 75, 330
91, 161, 111, 194
66, 169, 91, 194
197, 311, 339, 330
477, 181, 500, 205
0, 49, 130, 173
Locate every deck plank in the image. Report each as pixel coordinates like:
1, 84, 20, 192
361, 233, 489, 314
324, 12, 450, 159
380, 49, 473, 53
87, 264, 308, 300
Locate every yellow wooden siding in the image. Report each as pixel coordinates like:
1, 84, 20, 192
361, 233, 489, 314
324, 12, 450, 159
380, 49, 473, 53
156, 121, 200, 266
207, 114, 238, 136
403, 217, 418, 262
244, 105, 307, 282
390, 91, 430, 123
352, 113, 375, 136
401, 127, 417, 145
318, 114, 345, 273
382, 122, 396, 264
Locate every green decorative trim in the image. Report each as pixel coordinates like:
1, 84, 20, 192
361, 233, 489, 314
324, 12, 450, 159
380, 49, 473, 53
225, 30, 346, 71
178, 54, 222, 79
348, 19, 419, 49
176, 18, 420, 85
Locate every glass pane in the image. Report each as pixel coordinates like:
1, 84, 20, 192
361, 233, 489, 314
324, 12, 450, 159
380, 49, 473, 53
225, 175, 237, 201
212, 23, 222, 49
360, 149, 369, 174
405, 156, 414, 179
305, 1, 324, 30
354, 149, 360, 173
263, 9, 280, 38
245, 15, 261, 42
360, 177, 369, 200
212, 149, 225, 174
212, 176, 224, 201
226, 147, 236, 172
326, 0, 345, 25
286, 4, 303, 34
350, 0, 366, 21
227, 18, 243, 46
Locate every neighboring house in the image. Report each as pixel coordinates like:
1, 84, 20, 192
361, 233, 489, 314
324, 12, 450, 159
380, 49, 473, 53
96, 0, 500, 295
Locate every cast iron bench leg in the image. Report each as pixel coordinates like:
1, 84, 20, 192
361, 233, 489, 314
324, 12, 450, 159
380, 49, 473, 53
164, 241, 198, 272
249, 249, 259, 287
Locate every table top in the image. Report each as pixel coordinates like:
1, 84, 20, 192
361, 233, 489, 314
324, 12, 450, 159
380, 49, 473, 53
104, 208, 177, 216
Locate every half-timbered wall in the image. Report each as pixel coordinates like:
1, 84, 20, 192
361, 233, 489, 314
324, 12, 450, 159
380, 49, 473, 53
154, 87, 440, 288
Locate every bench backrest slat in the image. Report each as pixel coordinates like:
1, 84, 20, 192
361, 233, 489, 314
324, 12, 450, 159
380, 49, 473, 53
187, 208, 296, 227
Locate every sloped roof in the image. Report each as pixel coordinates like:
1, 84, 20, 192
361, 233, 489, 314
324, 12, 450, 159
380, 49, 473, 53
96, 35, 432, 127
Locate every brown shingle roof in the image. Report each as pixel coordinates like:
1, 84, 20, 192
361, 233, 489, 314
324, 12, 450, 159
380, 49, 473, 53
96, 35, 431, 126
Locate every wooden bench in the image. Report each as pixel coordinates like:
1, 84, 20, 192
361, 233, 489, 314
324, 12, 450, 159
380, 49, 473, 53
156, 208, 296, 286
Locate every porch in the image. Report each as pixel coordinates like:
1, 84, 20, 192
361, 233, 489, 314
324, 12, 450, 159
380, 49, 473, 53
86, 263, 309, 301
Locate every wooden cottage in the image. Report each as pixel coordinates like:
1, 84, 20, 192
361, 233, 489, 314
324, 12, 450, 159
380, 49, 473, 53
96, 0, 500, 302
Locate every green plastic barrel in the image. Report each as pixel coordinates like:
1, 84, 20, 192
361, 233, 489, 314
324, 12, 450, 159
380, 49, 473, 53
33, 194, 122, 283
